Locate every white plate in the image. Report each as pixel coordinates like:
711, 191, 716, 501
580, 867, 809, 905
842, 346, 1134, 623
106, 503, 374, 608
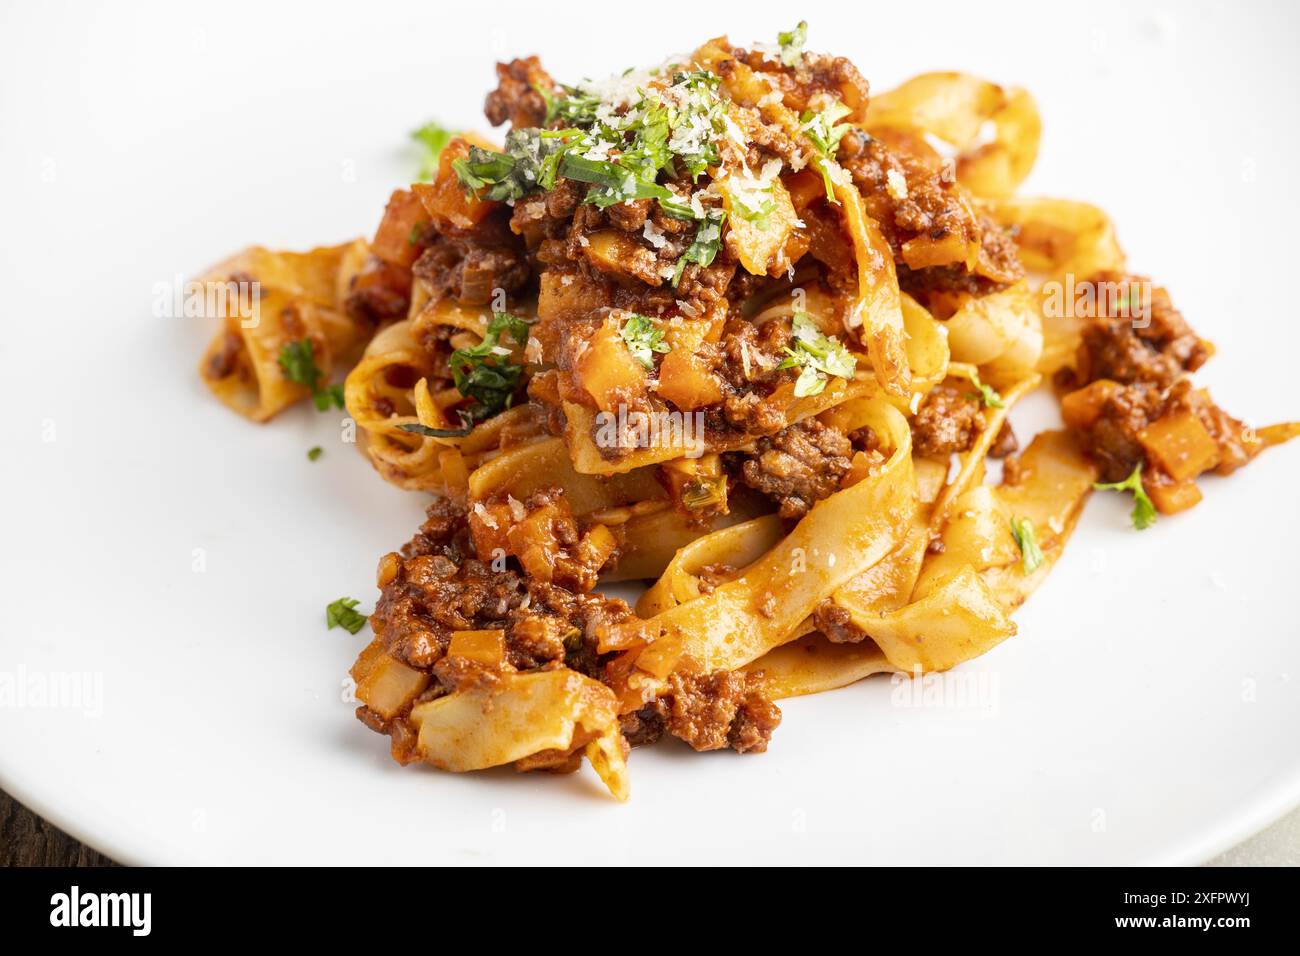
3, 0, 1299, 865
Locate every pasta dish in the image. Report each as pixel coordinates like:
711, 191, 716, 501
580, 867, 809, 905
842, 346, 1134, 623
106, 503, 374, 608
196, 24, 1298, 799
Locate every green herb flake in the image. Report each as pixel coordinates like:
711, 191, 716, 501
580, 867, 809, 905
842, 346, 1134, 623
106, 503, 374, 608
447, 312, 533, 423
777, 312, 858, 397
451, 68, 726, 222
968, 371, 1006, 409
278, 339, 320, 391
777, 21, 808, 67
672, 208, 726, 286
1010, 517, 1045, 574
307, 446, 323, 462
620, 313, 670, 369
1093, 463, 1158, 530
682, 475, 727, 511
326, 597, 368, 635
799, 101, 852, 203
279, 339, 345, 413
411, 121, 456, 181
313, 383, 345, 412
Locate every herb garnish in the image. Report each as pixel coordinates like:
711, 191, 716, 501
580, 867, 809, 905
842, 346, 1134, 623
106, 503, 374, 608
1010, 517, 1045, 574
1093, 463, 1158, 530
326, 597, 368, 635
278, 339, 345, 411
447, 312, 533, 422
620, 314, 670, 369
411, 121, 455, 181
672, 208, 726, 286
968, 370, 1006, 409
800, 101, 852, 202
777, 312, 857, 397
777, 21, 808, 67
452, 69, 727, 223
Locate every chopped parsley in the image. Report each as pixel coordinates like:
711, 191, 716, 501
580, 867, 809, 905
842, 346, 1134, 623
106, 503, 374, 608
799, 101, 852, 203
313, 384, 345, 412
728, 174, 778, 229
1093, 463, 1158, 530
453, 69, 727, 223
450, 131, 563, 203
682, 475, 727, 511
307, 446, 323, 461
411, 121, 456, 181
777, 21, 808, 67
278, 339, 346, 412
326, 597, 368, 635
448, 312, 532, 422
558, 152, 672, 209
968, 371, 1006, 408
1010, 517, 1045, 574
777, 312, 857, 397
672, 208, 726, 286
620, 313, 670, 369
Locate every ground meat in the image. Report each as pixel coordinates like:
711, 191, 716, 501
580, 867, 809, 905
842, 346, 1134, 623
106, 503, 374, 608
412, 207, 530, 306
720, 392, 788, 436
738, 418, 853, 518
988, 420, 1019, 459
719, 314, 792, 389
839, 130, 1024, 299
204, 330, 245, 381
972, 214, 1025, 285
839, 131, 973, 253
619, 703, 667, 747
1073, 273, 1210, 389
374, 546, 527, 670
1088, 383, 1165, 482
606, 198, 652, 232
469, 488, 618, 593
372, 500, 636, 683
695, 563, 738, 594
345, 256, 411, 325
661, 670, 781, 753
1073, 377, 1258, 483
812, 601, 866, 644
733, 48, 870, 119
911, 384, 985, 457
484, 57, 555, 130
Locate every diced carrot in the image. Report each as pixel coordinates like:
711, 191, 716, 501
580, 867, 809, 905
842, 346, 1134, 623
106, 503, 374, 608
656, 349, 723, 410
447, 629, 506, 666
411, 138, 499, 230
1146, 477, 1203, 515
356, 654, 430, 719
1059, 379, 1119, 430
575, 523, 619, 572
467, 500, 512, 561
371, 189, 427, 268
1138, 410, 1220, 482
575, 316, 648, 410
582, 230, 644, 278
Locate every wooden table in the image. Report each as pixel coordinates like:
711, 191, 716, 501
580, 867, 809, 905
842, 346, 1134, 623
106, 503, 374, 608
0, 790, 117, 867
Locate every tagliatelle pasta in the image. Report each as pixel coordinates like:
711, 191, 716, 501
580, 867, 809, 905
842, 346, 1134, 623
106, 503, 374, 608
197, 23, 1298, 799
